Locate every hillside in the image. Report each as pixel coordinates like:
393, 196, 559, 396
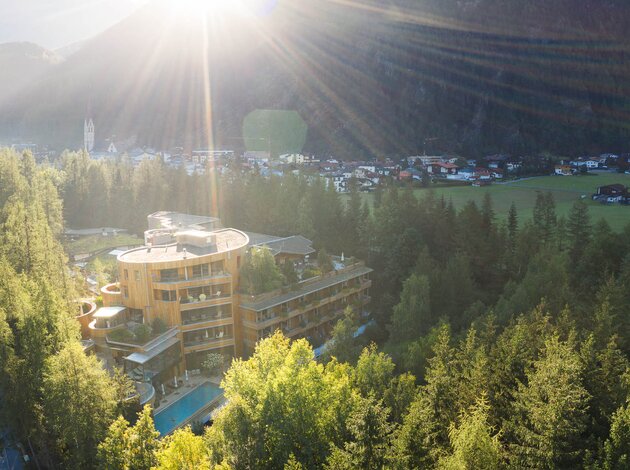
1, 0, 630, 157
0, 42, 62, 107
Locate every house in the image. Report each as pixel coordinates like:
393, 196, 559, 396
484, 154, 510, 169
328, 173, 348, 192
427, 162, 458, 176
457, 167, 476, 180
593, 184, 627, 203
474, 168, 493, 180
555, 165, 573, 176
570, 158, 598, 170
399, 168, 423, 181
408, 155, 443, 167
490, 168, 504, 179
506, 161, 522, 172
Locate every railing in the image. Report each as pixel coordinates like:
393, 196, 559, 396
156, 272, 230, 284
241, 261, 366, 304
182, 313, 232, 326
183, 335, 234, 348
180, 292, 230, 304
101, 282, 121, 294
89, 319, 126, 331
107, 327, 179, 349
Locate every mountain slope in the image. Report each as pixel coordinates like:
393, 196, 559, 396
0, 42, 62, 107
1, 0, 630, 156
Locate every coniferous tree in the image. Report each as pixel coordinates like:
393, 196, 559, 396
325, 396, 393, 470
388, 274, 431, 341
437, 398, 503, 470
567, 199, 592, 263
508, 335, 590, 469
43, 342, 117, 467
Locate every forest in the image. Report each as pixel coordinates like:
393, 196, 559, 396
1, 148, 629, 469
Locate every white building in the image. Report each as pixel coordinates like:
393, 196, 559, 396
84, 118, 95, 152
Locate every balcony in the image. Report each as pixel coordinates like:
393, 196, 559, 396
239, 262, 373, 313
180, 291, 230, 307
101, 282, 123, 306
181, 312, 232, 326
154, 272, 231, 286
107, 326, 179, 348
183, 335, 234, 348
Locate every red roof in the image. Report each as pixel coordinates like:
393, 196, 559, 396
431, 162, 458, 169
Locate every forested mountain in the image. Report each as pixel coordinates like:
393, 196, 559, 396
1, 0, 630, 156
0, 42, 61, 106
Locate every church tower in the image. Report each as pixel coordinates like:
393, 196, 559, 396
84, 117, 95, 152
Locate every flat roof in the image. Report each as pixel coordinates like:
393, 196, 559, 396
93, 306, 126, 319
118, 229, 249, 264
148, 211, 220, 230
125, 337, 180, 365
245, 232, 315, 257
240, 265, 372, 311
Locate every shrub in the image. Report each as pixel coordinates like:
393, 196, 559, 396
151, 317, 167, 334
201, 352, 224, 376
109, 328, 135, 343
317, 248, 334, 273
240, 247, 285, 294
302, 266, 321, 280
134, 324, 153, 343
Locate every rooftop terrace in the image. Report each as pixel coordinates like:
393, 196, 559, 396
118, 229, 249, 264
240, 262, 372, 311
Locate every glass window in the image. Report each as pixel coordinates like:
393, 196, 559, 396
124, 269, 129, 280
191, 263, 209, 278
160, 268, 178, 282
134, 270, 140, 281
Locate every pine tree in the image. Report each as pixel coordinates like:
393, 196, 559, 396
325, 396, 393, 470
507, 201, 518, 252
508, 335, 590, 469
43, 342, 117, 467
598, 404, 630, 470
567, 199, 591, 263
437, 397, 503, 470
388, 274, 431, 341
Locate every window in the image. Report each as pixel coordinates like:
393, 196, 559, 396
160, 268, 178, 282
134, 270, 140, 281
191, 263, 209, 278
123, 286, 129, 298
124, 269, 128, 280
211, 260, 224, 274
156, 290, 176, 302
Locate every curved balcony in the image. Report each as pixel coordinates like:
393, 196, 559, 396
75, 300, 97, 339
133, 381, 156, 407
101, 282, 123, 306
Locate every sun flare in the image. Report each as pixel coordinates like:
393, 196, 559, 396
166, 0, 276, 18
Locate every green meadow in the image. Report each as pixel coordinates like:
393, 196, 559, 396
364, 173, 630, 231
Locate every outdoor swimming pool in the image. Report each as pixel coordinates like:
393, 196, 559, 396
154, 381, 223, 436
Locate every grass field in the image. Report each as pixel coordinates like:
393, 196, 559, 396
362, 172, 630, 232
65, 234, 144, 256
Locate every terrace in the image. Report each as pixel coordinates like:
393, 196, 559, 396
240, 260, 372, 313
181, 304, 232, 326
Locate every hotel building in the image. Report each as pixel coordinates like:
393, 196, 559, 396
88, 212, 372, 391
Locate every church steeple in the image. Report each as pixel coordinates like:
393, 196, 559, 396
84, 101, 95, 152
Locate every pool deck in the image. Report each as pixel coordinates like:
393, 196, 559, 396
154, 375, 215, 413
153, 376, 225, 436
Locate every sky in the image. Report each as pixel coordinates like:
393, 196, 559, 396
0, 0, 148, 50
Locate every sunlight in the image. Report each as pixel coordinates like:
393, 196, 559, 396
166, 0, 275, 18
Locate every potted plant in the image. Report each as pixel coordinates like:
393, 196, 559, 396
199, 293, 206, 302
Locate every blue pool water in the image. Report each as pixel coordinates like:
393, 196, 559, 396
154, 382, 223, 436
